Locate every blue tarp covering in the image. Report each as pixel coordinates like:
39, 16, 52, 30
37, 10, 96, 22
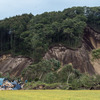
11, 81, 21, 90
0, 78, 5, 85
11, 81, 17, 85
13, 84, 21, 90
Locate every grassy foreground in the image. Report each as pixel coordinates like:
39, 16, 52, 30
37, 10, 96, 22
0, 90, 100, 100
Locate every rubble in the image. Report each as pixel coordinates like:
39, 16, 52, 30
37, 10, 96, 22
0, 78, 22, 90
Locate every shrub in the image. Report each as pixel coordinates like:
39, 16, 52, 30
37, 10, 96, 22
58, 64, 74, 83
43, 72, 57, 83
92, 49, 100, 59
22, 59, 61, 82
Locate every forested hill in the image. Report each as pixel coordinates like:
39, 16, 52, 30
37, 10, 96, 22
0, 7, 100, 62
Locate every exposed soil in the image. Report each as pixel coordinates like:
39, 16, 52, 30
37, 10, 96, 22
0, 55, 33, 76
44, 27, 100, 75
0, 27, 100, 76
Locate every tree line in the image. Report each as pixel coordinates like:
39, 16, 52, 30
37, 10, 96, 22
0, 7, 100, 62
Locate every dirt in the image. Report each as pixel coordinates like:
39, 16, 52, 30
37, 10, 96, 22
0, 27, 100, 76
0, 55, 33, 76
90, 53, 100, 75
44, 27, 100, 75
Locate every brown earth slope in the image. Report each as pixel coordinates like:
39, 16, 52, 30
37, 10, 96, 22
0, 55, 32, 76
44, 27, 100, 75
44, 44, 95, 75
0, 27, 100, 76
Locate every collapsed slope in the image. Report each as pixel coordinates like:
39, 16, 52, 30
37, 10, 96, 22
0, 7, 100, 76
0, 55, 32, 76
0, 27, 100, 76
44, 27, 100, 75
44, 44, 95, 75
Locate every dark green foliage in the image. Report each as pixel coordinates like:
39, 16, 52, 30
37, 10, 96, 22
22, 59, 61, 82
0, 14, 33, 56
86, 7, 100, 32
24, 81, 62, 90
23, 75, 100, 90
1, 7, 100, 61
44, 72, 57, 83
59, 16, 86, 47
23, 60, 100, 90
58, 64, 82, 84
92, 48, 100, 59
22, 60, 82, 87
58, 64, 73, 82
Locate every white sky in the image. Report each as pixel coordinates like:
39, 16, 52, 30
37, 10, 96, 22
0, 0, 100, 20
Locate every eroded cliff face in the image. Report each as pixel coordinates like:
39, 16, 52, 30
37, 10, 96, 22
0, 27, 100, 76
0, 55, 32, 76
44, 44, 95, 75
44, 27, 100, 75
90, 55, 100, 75
84, 27, 100, 50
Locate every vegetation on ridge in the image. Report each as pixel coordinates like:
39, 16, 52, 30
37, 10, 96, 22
0, 7, 100, 62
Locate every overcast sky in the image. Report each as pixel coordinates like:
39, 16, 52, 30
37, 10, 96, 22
0, 0, 100, 20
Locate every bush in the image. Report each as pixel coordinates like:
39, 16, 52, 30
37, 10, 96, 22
43, 72, 57, 83
58, 64, 74, 83
22, 59, 61, 82
92, 49, 100, 59
24, 81, 61, 90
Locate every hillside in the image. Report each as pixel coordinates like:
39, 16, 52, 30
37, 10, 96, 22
0, 7, 100, 88
1, 26, 99, 76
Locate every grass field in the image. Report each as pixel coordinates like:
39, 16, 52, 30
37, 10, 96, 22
0, 90, 100, 100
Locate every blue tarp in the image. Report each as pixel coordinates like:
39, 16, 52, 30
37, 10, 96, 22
0, 78, 5, 86
11, 81, 17, 85
13, 84, 21, 90
11, 81, 21, 90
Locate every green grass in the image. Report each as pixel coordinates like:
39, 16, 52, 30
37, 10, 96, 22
0, 90, 100, 100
